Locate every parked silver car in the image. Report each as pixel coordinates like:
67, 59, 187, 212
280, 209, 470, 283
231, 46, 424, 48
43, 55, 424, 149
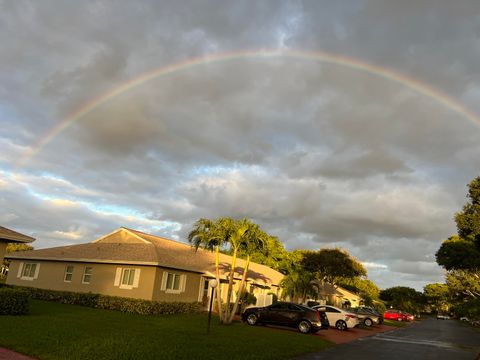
347, 307, 381, 327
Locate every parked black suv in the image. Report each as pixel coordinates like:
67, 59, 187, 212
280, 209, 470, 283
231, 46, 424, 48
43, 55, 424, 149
242, 302, 329, 334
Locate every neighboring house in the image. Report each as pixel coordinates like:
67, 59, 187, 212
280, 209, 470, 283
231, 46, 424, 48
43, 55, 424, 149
312, 281, 363, 308
336, 286, 362, 308
5, 227, 283, 307
0, 226, 35, 264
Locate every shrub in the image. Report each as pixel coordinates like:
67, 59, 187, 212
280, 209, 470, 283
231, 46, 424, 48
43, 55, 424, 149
374, 302, 387, 315
17, 286, 202, 315
241, 292, 257, 306
267, 292, 278, 304
0, 288, 29, 315
451, 298, 480, 319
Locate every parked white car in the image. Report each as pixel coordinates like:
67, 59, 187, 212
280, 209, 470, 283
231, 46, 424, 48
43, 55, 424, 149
313, 305, 359, 330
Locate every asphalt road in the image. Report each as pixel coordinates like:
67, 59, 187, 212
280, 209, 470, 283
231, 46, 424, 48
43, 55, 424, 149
296, 317, 480, 360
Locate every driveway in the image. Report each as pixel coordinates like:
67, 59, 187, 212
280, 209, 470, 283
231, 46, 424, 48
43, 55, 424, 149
296, 317, 480, 360
0, 348, 35, 360
317, 323, 398, 344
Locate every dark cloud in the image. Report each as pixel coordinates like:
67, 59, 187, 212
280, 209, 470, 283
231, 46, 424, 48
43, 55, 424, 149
2, 1, 480, 290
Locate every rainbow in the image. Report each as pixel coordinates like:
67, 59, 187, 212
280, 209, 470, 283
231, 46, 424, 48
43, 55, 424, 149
16, 49, 480, 167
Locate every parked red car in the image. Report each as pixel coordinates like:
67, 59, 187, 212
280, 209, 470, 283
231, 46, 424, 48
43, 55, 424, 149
384, 310, 405, 321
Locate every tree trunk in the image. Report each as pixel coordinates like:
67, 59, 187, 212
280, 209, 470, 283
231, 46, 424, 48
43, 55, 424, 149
215, 246, 223, 323
224, 248, 237, 323
228, 255, 250, 324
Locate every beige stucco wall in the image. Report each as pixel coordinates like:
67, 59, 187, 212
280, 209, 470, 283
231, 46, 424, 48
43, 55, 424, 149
6, 259, 277, 305
6, 260, 157, 300
0, 242, 6, 263
152, 267, 203, 302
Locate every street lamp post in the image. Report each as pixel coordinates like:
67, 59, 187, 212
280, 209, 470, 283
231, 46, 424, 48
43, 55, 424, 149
207, 279, 218, 333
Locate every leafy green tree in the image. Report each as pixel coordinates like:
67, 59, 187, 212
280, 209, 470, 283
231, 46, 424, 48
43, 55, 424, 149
423, 283, 450, 312
302, 248, 367, 287
339, 278, 380, 305
380, 286, 424, 313
436, 235, 480, 270
446, 270, 480, 300
454, 176, 480, 242
6, 243, 34, 253
435, 177, 480, 310
278, 251, 316, 303
437, 177, 480, 271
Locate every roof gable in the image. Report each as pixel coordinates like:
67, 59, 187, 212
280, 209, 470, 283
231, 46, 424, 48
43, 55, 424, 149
92, 228, 150, 244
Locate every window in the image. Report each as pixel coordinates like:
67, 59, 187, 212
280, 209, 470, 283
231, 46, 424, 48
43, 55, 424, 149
64, 265, 74, 282
325, 306, 341, 313
121, 269, 135, 286
82, 267, 92, 284
161, 271, 186, 293
114, 267, 140, 289
22, 263, 37, 279
166, 273, 181, 291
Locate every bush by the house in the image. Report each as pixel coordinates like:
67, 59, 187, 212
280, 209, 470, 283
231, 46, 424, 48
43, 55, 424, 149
0, 287, 29, 315
17, 286, 202, 315
267, 292, 278, 304
374, 302, 387, 315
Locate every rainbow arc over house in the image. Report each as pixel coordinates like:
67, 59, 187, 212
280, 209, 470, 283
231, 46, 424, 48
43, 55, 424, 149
17, 49, 480, 168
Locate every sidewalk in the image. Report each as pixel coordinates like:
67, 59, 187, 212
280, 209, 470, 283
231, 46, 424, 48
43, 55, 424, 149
0, 348, 36, 360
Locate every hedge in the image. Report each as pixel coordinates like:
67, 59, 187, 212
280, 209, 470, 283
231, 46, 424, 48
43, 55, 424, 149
17, 286, 202, 315
0, 287, 29, 315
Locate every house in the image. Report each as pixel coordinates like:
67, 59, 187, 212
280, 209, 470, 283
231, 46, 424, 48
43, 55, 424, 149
312, 281, 363, 308
0, 226, 35, 264
5, 227, 283, 307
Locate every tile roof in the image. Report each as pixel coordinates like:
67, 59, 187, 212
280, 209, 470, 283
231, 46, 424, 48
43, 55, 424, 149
0, 226, 35, 243
6, 227, 283, 286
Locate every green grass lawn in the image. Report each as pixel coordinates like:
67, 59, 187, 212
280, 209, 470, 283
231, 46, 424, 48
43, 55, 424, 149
0, 300, 333, 360
383, 319, 409, 327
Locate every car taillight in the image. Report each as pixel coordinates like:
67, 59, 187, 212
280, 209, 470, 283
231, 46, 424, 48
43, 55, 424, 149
316, 311, 321, 321
345, 314, 357, 319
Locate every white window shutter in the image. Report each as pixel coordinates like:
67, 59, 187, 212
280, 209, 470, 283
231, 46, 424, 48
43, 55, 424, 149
161, 271, 167, 290
133, 269, 141, 288
33, 263, 40, 279
17, 262, 24, 278
114, 267, 122, 286
180, 274, 186, 292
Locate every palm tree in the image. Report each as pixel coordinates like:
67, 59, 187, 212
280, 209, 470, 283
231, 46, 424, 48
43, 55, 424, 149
228, 222, 268, 323
220, 218, 249, 322
280, 270, 316, 303
188, 218, 227, 323
189, 217, 271, 324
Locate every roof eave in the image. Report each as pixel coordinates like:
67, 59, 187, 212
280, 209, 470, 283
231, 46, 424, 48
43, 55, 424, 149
0, 236, 35, 243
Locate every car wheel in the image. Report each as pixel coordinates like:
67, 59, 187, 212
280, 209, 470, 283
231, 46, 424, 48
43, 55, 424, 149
335, 320, 347, 331
397, 318, 402, 322
364, 318, 373, 327
246, 313, 258, 326
298, 320, 312, 334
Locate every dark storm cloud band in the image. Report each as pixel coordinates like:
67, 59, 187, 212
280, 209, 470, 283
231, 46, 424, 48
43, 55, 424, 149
16, 48, 480, 168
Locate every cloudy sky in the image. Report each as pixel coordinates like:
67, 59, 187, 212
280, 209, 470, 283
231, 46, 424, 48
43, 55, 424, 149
1, 1, 480, 291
